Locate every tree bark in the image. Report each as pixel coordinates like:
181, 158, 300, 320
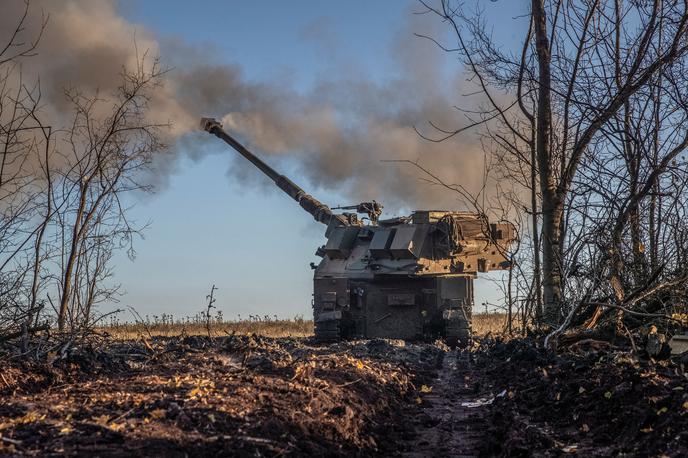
532, 0, 562, 325
58, 183, 88, 331
531, 135, 543, 325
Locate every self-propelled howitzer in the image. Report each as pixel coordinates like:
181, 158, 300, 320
201, 117, 514, 345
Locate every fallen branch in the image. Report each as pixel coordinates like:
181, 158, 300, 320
544, 302, 583, 351
547, 272, 688, 349
583, 302, 684, 323
0, 325, 49, 343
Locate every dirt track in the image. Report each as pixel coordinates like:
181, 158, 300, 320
1, 335, 687, 457
400, 350, 490, 457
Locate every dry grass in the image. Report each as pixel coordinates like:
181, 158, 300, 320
101, 312, 509, 340
471, 313, 512, 336
102, 315, 313, 339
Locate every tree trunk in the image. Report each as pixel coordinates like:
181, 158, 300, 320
541, 196, 563, 324
532, 0, 561, 325
530, 135, 543, 325
29, 130, 52, 327
58, 183, 88, 331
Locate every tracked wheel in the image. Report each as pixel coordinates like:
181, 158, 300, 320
314, 319, 341, 343
445, 326, 470, 348
444, 315, 471, 348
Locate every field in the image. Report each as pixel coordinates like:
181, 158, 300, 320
100, 313, 509, 340
1, 316, 687, 457
102, 314, 315, 340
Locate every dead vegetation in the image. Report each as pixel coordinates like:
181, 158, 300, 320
418, 0, 688, 351
101, 313, 314, 339
0, 335, 442, 457
474, 337, 688, 457
3, 332, 686, 457
471, 313, 515, 337
97, 312, 507, 340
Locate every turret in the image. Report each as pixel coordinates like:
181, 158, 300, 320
200, 117, 350, 227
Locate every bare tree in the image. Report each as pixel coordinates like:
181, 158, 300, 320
0, 1, 50, 338
419, 0, 688, 330
0, 2, 169, 341
54, 58, 166, 331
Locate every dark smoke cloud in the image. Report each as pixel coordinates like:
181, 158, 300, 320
1, 0, 492, 212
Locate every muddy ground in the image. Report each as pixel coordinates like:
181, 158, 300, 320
0, 335, 687, 457
476, 337, 688, 457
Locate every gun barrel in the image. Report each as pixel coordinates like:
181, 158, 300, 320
200, 118, 347, 227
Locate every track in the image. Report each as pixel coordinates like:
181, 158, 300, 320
401, 350, 490, 458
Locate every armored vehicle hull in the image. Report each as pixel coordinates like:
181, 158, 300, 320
201, 118, 514, 344
314, 275, 473, 344
310, 209, 512, 345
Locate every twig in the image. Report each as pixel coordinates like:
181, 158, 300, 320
0, 372, 10, 388
205, 284, 217, 339
128, 306, 152, 340
337, 378, 362, 388
0, 436, 22, 446
111, 407, 136, 423
622, 322, 638, 353
545, 301, 583, 350
567, 338, 614, 349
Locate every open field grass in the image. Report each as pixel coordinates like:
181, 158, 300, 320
102, 315, 314, 339
471, 312, 513, 335
100, 312, 510, 339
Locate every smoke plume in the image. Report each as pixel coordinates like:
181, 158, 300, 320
1, 0, 493, 212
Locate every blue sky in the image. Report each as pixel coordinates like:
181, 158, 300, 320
107, 0, 527, 320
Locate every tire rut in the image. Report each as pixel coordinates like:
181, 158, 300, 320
401, 350, 489, 458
